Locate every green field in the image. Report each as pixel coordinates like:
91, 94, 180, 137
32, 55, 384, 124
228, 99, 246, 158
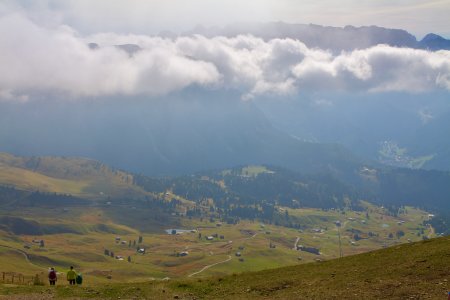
0, 236, 448, 299
0, 201, 433, 285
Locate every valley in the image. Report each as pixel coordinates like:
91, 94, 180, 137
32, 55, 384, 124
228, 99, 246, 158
0, 199, 432, 284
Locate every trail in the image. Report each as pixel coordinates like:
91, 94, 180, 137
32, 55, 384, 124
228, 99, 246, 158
188, 255, 232, 277
0, 244, 44, 270
293, 237, 300, 250
241, 232, 258, 241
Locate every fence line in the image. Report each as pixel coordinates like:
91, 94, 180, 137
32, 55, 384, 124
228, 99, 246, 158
1, 272, 44, 285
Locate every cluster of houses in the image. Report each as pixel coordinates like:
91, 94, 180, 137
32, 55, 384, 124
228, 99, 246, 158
205, 233, 225, 241
28, 239, 44, 247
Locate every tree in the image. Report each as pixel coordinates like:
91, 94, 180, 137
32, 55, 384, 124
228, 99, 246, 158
127, 256, 131, 263
39, 240, 45, 248
138, 236, 143, 244
104, 249, 110, 256
396, 230, 405, 239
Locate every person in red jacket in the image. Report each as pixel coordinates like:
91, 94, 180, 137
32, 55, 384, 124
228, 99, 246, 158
48, 267, 57, 285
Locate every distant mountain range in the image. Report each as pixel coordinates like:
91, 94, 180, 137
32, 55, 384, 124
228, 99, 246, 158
181, 23, 450, 52
1, 24, 449, 178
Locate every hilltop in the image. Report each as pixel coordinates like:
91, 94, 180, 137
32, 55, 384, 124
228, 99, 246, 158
0, 237, 448, 299
0, 152, 147, 199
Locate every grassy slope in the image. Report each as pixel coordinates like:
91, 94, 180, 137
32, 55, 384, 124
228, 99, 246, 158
171, 236, 450, 299
0, 152, 146, 199
0, 237, 448, 299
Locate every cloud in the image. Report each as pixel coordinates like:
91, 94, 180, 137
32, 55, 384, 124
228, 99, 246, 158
0, 11, 449, 101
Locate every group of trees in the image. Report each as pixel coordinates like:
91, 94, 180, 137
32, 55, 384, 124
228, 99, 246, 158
134, 166, 366, 226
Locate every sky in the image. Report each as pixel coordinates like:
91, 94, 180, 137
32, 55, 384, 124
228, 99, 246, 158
5, 0, 450, 38
0, 0, 449, 102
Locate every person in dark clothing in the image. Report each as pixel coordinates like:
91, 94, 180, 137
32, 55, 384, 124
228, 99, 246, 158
48, 267, 57, 285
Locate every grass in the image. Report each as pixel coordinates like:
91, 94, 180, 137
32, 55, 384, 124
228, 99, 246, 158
0, 202, 432, 288
0, 166, 89, 195
0, 237, 448, 299
0, 153, 149, 199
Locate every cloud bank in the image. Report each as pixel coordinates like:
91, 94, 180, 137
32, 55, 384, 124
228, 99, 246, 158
0, 12, 449, 101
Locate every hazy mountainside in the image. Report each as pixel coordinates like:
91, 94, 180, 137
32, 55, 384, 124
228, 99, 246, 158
406, 109, 450, 170
135, 164, 450, 214
256, 91, 450, 171
0, 92, 363, 177
184, 22, 450, 51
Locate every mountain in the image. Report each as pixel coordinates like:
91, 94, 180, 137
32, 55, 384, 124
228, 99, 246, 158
419, 33, 450, 50
184, 22, 450, 52
0, 92, 364, 177
255, 91, 450, 171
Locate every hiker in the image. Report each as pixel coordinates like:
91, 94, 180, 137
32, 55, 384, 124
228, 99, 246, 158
48, 267, 57, 285
67, 266, 77, 285
76, 273, 83, 285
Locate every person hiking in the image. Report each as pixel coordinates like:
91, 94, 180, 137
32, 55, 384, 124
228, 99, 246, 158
48, 267, 57, 285
76, 272, 83, 285
67, 266, 77, 285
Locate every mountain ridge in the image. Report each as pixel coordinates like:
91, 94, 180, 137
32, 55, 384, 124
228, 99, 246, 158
182, 22, 450, 51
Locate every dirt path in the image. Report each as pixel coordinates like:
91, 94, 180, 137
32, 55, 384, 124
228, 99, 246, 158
188, 255, 232, 277
293, 237, 300, 250
0, 244, 43, 270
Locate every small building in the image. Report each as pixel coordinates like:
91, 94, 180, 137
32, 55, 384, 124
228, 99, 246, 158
297, 246, 320, 255
206, 236, 214, 241
235, 252, 241, 257
137, 248, 145, 254
179, 251, 189, 257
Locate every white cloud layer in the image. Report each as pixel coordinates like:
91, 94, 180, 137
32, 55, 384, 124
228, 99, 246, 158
0, 12, 449, 101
